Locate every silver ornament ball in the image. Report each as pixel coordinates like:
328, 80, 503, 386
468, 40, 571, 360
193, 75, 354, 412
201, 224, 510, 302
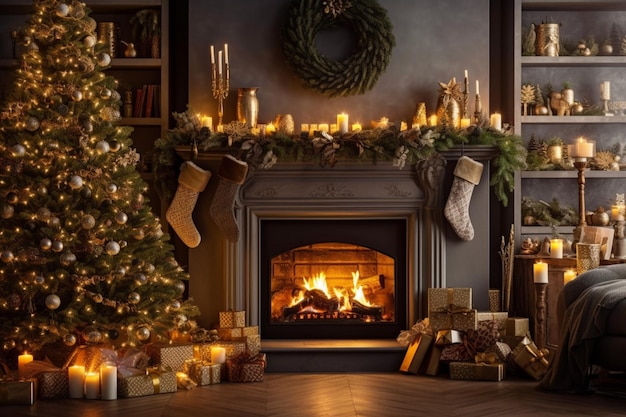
105, 241, 121, 255
45, 294, 61, 310
40, 238, 52, 250
97, 52, 111, 67
115, 212, 128, 224
71, 90, 83, 101
1, 250, 14, 263
51, 240, 64, 252
68, 175, 83, 190
96, 140, 110, 154
128, 292, 141, 304
83, 35, 96, 48
107, 183, 118, 193
59, 252, 76, 266
63, 334, 77, 346
37, 207, 51, 221
135, 326, 151, 341
81, 214, 96, 229
85, 330, 103, 343
56, 3, 69, 17
10, 144, 26, 157
25, 117, 40, 132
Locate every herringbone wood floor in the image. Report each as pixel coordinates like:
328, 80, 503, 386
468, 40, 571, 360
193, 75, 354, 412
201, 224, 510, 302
3, 372, 625, 417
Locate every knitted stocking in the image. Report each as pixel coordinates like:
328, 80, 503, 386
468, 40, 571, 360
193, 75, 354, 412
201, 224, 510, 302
166, 161, 211, 248
444, 156, 484, 241
209, 154, 249, 242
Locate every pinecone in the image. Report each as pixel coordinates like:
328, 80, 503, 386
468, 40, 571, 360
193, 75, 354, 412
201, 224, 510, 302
620, 35, 626, 55
527, 134, 542, 153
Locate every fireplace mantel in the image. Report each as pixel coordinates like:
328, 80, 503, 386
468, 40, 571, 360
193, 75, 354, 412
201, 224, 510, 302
180, 147, 496, 330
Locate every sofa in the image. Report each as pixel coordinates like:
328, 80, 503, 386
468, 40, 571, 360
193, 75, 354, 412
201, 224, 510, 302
540, 263, 626, 393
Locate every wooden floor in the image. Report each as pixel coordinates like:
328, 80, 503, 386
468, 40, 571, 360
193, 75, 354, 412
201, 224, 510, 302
3, 372, 625, 417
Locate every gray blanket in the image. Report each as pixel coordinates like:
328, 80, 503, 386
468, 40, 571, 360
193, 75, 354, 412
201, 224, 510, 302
540, 264, 626, 392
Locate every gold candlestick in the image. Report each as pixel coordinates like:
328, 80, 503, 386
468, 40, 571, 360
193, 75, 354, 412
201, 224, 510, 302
211, 62, 230, 128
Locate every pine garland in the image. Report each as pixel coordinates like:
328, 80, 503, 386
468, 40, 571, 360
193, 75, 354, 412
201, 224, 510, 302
282, 0, 395, 97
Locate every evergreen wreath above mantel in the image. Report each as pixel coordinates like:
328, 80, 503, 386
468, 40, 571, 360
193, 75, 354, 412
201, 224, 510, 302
282, 0, 395, 97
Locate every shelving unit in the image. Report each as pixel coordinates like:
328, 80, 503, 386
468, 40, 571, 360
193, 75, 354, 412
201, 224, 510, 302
513, 0, 626, 248
0, 0, 169, 218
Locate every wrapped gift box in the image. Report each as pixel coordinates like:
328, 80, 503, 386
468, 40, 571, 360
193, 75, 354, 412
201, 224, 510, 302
399, 333, 433, 374
219, 311, 246, 328
214, 340, 247, 360
217, 327, 243, 339
233, 334, 261, 356
226, 353, 266, 383
435, 329, 463, 346
488, 341, 512, 363
118, 368, 177, 398
145, 343, 194, 372
512, 342, 553, 380
0, 379, 36, 405
488, 289, 501, 312
449, 362, 505, 381
38, 370, 68, 399
505, 317, 529, 337
476, 311, 508, 332
503, 334, 531, 350
183, 359, 220, 385
424, 345, 443, 376
193, 343, 212, 361
428, 288, 475, 332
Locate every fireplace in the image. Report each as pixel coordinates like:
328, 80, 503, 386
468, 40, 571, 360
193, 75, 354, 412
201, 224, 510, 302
260, 218, 407, 339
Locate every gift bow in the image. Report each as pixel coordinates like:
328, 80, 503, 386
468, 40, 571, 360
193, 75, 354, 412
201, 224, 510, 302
229, 352, 266, 366
474, 352, 498, 365
145, 365, 172, 394
523, 344, 550, 367
100, 347, 150, 377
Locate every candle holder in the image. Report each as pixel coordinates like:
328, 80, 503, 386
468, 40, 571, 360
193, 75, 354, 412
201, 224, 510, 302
211, 62, 230, 127
602, 98, 612, 115
613, 220, 626, 259
534, 282, 548, 350
474, 93, 483, 124
573, 159, 588, 227
462, 76, 469, 120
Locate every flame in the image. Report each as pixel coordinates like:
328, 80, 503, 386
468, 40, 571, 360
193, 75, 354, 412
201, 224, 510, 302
289, 270, 373, 310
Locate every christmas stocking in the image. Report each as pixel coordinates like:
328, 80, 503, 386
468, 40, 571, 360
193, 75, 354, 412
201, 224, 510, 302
444, 156, 484, 241
166, 161, 212, 248
209, 154, 249, 242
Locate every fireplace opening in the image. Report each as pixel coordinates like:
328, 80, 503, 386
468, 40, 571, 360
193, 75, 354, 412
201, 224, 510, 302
260, 219, 407, 339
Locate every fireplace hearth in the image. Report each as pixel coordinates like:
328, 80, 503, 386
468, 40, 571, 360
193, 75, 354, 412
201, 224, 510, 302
260, 219, 406, 339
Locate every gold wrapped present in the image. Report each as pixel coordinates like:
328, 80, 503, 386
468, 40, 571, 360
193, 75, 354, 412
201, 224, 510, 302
503, 334, 531, 350
488, 289, 501, 312
434, 329, 462, 346
399, 333, 433, 374
429, 308, 477, 332
505, 317, 529, 337
424, 345, 443, 376
118, 367, 177, 398
233, 335, 261, 356
38, 370, 68, 399
144, 343, 194, 372
476, 311, 508, 331
214, 340, 247, 360
193, 343, 213, 361
487, 341, 512, 363
512, 342, 553, 380
449, 362, 505, 381
227, 353, 266, 383
217, 327, 243, 339
219, 310, 246, 328
428, 288, 475, 332
183, 360, 221, 386
0, 379, 36, 405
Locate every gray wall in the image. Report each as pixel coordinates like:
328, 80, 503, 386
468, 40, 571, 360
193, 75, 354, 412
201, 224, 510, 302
186, 0, 494, 323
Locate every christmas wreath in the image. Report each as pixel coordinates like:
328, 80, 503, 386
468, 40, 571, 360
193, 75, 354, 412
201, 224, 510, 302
282, 0, 395, 97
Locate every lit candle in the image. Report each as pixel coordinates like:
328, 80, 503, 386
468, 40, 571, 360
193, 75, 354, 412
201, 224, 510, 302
301, 123, 309, 133
564, 269, 577, 284
490, 112, 502, 131
601, 81, 610, 100
568, 137, 595, 159
100, 363, 117, 400
84, 371, 100, 399
352, 122, 362, 132
611, 205, 622, 221
464, 69, 468, 80
201, 116, 213, 130
211, 347, 226, 364
210, 45, 215, 64
330, 123, 338, 133
309, 123, 318, 135
460, 118, 471, 128
533, 261, 549, 284
265, 122, 276, 135
218, 50, 223, 75
550, 239, 563, 259
68, 365, 85, 398
400, 121, 408, 131
224, 43, 229, 65
476, 80, 479, 95
318, 123, 329, 132
337, 112, 349, 134
250, 127, 260, 136
217, 124, 224, 133
429, 115, 437, 127
18, 353, 33, 378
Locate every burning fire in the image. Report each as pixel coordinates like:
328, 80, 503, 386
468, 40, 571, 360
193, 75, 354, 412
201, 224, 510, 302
290, 270, 373, 312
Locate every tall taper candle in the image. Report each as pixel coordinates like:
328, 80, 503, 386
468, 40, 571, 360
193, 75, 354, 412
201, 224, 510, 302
210, 45, 215, 64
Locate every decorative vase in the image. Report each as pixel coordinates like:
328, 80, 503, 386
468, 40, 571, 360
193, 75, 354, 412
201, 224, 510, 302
547, 145, 562, 164
276, 114, 295, 134
576, 243, 600, 275
561, 88, 574, 106
237, 88, 259, 128
536, 23, 560, 56
98, 22, 116, 58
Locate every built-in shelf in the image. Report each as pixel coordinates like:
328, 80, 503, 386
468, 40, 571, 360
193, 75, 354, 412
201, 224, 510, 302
520, 170, 626, 179
521, 56, 626, 67
521, 115, 626, 124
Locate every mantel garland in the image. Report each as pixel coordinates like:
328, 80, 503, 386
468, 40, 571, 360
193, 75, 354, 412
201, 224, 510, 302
153, 109, 527, 208
282, 0, 395, 97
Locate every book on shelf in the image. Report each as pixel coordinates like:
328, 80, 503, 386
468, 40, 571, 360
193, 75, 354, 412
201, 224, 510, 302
131, 85, 160, 118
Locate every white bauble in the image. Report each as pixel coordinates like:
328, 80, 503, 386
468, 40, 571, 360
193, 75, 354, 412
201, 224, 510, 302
68, 175, 83, 190
45, 294, 61, 310
97, 52, 111, 67
115, 212, 128, 224
105, 241, 120, 255
83, 35, 96, 48
56, 3, 69, 17
71, 90, 83, 101
96, 140, 110, 154
10, 144, 26, 157
25, 116, 40, 132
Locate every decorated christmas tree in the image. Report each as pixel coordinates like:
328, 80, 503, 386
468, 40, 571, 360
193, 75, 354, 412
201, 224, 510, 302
0, 0, 199, 358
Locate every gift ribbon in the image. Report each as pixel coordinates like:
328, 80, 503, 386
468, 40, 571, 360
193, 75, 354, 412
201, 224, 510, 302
523, 344, 549, 367
146, 366, 172, 394
474, 352, 498, 365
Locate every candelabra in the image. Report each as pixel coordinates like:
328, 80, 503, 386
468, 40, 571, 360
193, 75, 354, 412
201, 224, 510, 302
534, 282, 547, 350
573, 159, 588, 227
474, 93, 482, 124
462, 75, 469, 119
211, 58, 230, 128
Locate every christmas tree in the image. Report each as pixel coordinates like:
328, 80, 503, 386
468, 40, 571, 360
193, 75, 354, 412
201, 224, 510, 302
0, 0, 199, 356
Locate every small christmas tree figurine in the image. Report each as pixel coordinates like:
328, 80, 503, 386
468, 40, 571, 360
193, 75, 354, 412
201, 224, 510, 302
0, 0, 199, 355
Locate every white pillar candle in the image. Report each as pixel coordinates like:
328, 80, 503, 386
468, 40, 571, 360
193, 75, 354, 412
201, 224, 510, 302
601, 81, 610, 100
18, 353, 33, 378
318, 123, 329, 132
100, 363, 117, 400
564, 269, 577, 284
550, 239, 563, 259
218, 50, 223, 75
429, 115, 437, 126
568, 137, 595, 159
460, 118, 471, 128
490, 112, 502, 131
211, 347, 226, 364
337, 112, 349, 134
84, 371, 100, 400
533, 261, 549, 284
68, 365, 85, 399
201, 116, 213, 131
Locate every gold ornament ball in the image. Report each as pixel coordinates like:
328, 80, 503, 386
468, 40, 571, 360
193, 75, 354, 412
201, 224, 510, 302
71, 90, 83, 101
1, 250, 14, 263
63, 334, 77, 346
83, 35, 96, 48
133, 229, 145, 240
60, 252, 77, 266
535, 105, 549, 115
40, 238, 52, 250
105, 241, 121, 255
135, 273, 147, 286
135, 326, 151, 341
51, 240, 64, 252
115, 212, 128, 224
128, 292, 141, 304
45, 294, 61, 310
25, 116, 40, 132
84, 330, 103, 343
